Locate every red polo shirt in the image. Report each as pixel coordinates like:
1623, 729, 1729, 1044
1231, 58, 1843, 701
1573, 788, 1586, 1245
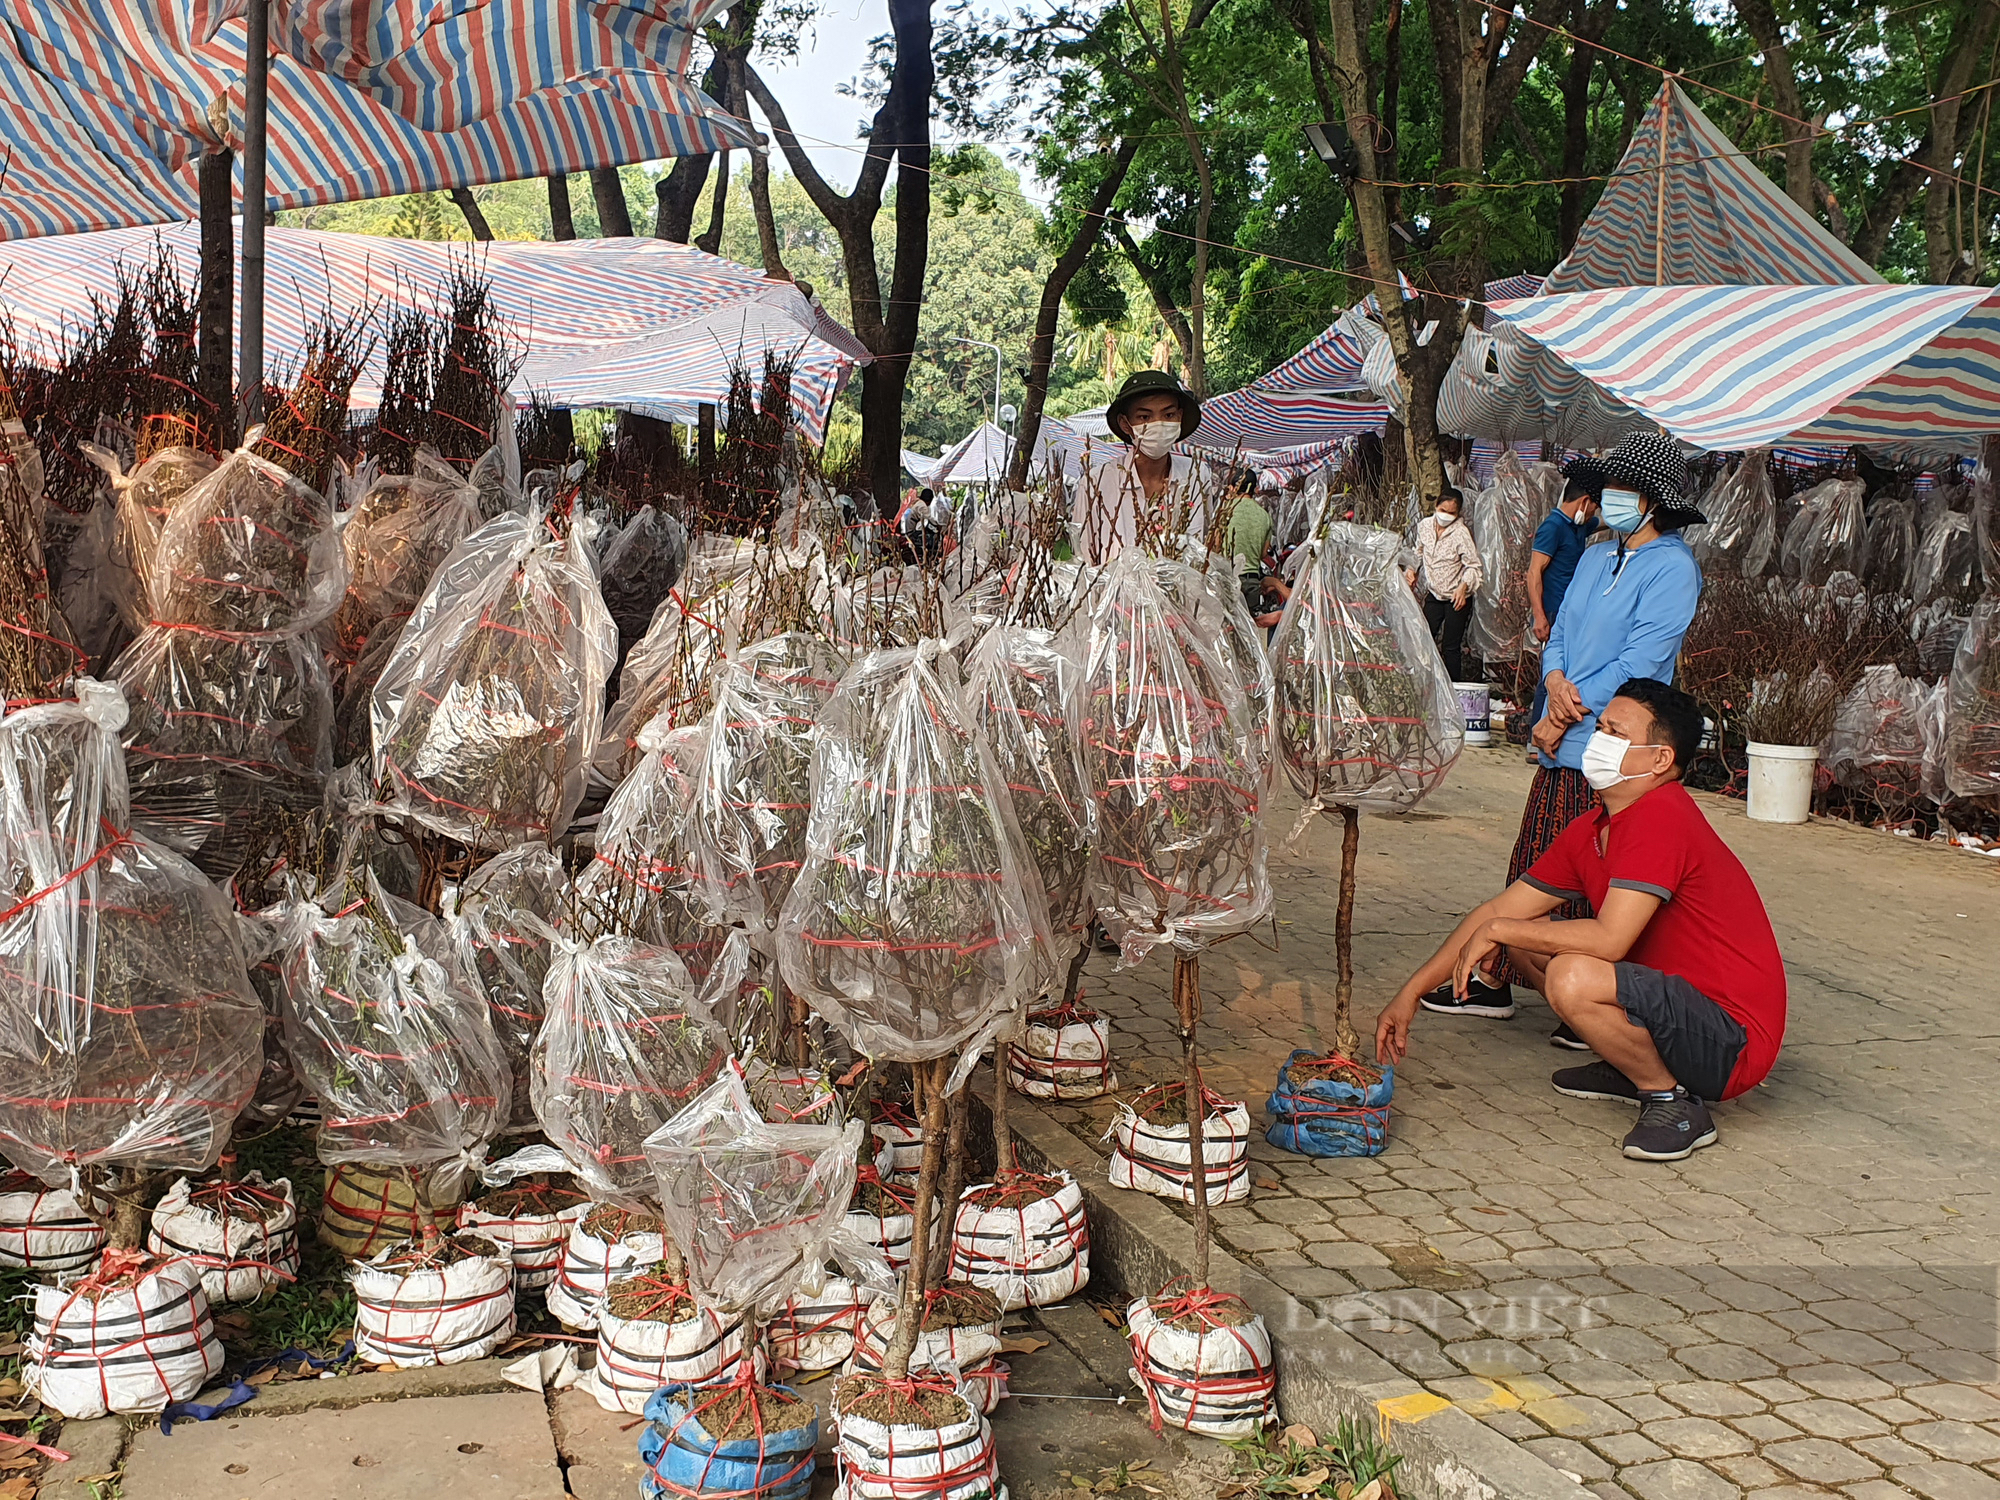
1524, 781, 1787, 1098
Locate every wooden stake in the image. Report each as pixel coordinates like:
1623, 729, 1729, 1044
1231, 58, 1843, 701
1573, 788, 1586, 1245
881, 1057, 949, 1381
1334, 804, 1362, 1059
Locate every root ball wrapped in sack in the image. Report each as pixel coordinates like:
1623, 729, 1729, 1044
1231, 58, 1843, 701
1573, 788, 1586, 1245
776, 643, 1046, 1071
146, 1174, 299, 1304
1271, 523, 1465, 814
372, 507, 615, 848
532, 932, 744, 1204
0, 685, 263, 1181
27, 1252, 224, 1419
1079, 551, 1271, 963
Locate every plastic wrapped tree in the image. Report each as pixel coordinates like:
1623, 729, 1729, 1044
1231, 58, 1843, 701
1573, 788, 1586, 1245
1076, 550, 1276, 1436
1266, 523, 1462, 1155
1943, 593, 2000, 800
371, 504, 617, 852
447, 842, 568, 1133
776, 641, 1042, 1452
0, 683, 264, 1417
1469, 452, 1559, 663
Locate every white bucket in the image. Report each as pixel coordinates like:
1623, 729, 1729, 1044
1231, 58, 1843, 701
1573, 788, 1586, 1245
1453, 682, 1492, 746
1746, 741, 1817, 823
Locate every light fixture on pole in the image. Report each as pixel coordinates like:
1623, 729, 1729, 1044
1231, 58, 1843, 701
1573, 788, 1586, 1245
954, 336, 1003, 427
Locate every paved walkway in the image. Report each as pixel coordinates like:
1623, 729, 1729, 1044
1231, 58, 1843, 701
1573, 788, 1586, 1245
1044, 745, 2000, 1500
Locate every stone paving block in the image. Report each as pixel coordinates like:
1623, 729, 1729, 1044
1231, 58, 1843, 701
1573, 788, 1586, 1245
1591, 1431, 1671, 1465
1679, 1343, 1785, 1382
1776, 1399, 1893, 1439
1444, 1339, 1544, 1377
1479, 1410, 1545, 1441
1620, 1457, 1743, 1500
1802, 1331, 1909, 1366
1791, 1366, 1901, 1402
1844, 1483, 1925, 1500
1257, 1198, 1336, 1227
1909, 1388, 2000, 1423
1905, 1425, 2000, 1463
1574, 1325, 1674, 1366
1894, 1462, 2000, 1500
1302, 1241, 1389, 1269
1525, 1395, 1638, 1439
1219, 1223, 1302, 1255
1711, 1456, 1784, 1489
1819, 1300, 1916, 1333
1744, 1379, 1814, 1406
1660, 1381, 1769, 1418
1643, 1417, 1757, 1459
1549, 1360, 1655, 1398
1522, 1436, 1615, 1481
1765, 1438, 1887, 1485
1618, 1395, 1686, 1423
1854, 1436, 1937, 1469
1911, 1352, 2000, 1386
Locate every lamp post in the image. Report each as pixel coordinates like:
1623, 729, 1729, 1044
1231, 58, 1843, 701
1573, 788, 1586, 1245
955, 336, 1002, 428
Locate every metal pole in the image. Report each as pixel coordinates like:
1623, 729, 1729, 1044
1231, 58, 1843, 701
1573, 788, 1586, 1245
240, 0, 271, 425
1654, 76, 1672, 286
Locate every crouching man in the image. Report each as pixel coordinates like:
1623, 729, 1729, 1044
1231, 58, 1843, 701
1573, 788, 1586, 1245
1374, 679, 1787, 1161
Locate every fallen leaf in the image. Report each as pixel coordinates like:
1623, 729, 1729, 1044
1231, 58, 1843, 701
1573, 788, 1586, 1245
997, 1335, 1049, 1356
1095, 1480, 1119, 1493
835, 1060, 870, 1088
0, 1454, 35, 1472
1353, 1481, 1384, 1500
1254, 1176, 1282, 1191
1096, 1307, 1123, 1328
0, 1477, 35, 1499
245, 1368, 279, 1387
1470, 1207, 1508, 1216
1942, 1204, 1961, 1216
1286, 1466, 1330, 1493
1071, 1478, 1093, 1491
1128, 1462, 1151, 1472
0, 1346, 20, 1361
0, 1413, 29, 1424
1281, 1424, 1319, 1451
0, 1385, 17, 1403
1133, 1487, 1164, 1496
794, 1368, 833, 1385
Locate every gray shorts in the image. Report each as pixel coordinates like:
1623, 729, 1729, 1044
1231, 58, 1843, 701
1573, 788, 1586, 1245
1614, 963, 1747, 1102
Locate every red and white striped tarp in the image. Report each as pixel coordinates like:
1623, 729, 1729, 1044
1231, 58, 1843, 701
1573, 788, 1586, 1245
1192, 389, 1387, 450
0, 0, 751, 241
1484, 283, 1999, 452
0, 223, 865, 441
1249, 313, 1373, 395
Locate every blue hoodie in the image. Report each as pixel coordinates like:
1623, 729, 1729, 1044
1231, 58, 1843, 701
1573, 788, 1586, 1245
1539, 532, 1703, 771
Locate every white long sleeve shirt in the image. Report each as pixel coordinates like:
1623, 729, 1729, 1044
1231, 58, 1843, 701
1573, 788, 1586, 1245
1413, 513, 1483, 601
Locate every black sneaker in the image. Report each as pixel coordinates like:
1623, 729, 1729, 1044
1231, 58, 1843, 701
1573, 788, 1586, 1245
1092, 923, 1121, 955
1418, 976, 1516, 1019
1550, 1022, 1591, 1051
1621, 1089, 1718, 1161
1552, 1060, 1640, 1103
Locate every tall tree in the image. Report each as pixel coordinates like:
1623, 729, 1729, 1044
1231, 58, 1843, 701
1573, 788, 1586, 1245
590, 167, 635, 236
1734, 0, 1819, 212
746, 0, 935, 503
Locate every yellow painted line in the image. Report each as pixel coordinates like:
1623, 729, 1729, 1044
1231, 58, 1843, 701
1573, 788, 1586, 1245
1500, 1376, 1563, 1402
1524, 1398, 1588, 1430
1376, 1392, 1454, 1425
1454, 1380, 1522, 1415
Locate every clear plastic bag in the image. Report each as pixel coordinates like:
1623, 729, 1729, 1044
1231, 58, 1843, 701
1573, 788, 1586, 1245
449, 843, 567, 1134
1468, 453, 1554, 660
776, 643, 1046, 1071
1780, 477, 1868, 586
1943, 594, 2000, 800
330, 450, 484, 675
575, 723, 729, 979
51, 495, 129, 667
0, 683, 264, 1183
1158, 553, 1277, 784
236, 910, 308, 1135
371, 508, 617, 849
1822, 664, 1932, 812
148, 442, 346, 636
275, 873, 511, 1198
1077, 550, 1272, 964
532, 930, 748, 1206
1689, 452, 1777, 579
1972, 464, 1999, 594
1270, 523, 1466, 814
594, 580, 741, 788
1862, 498, 1917, 600
643, 1066, 878, 1314
1914, 511, 1981, 609
963, 625, 1095, 939
600, 505, 689, 658
78, 444, 218, 626
684, 635, 847, 945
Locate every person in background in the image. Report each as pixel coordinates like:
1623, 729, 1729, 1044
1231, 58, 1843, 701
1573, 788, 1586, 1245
1376, 679, 1785, 1162
1071, 370, 1214, 562
1223, 483, 1276, 617
1525, 458, 1607, 744
1422, 431, 1706, 1034
928, 487, 957, 556
899, 486, 943, 562
1412, 485, 1482, 682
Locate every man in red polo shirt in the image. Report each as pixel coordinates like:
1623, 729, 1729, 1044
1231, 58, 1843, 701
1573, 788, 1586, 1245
1374, 678, 1787, 1161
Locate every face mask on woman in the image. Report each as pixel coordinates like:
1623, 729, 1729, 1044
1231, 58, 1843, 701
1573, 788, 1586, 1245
1130, 422, 1179, 460
1600, 486, 1648, 535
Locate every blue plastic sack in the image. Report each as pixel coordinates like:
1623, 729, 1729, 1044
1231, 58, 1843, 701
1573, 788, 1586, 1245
1264, 1048, 1393, 1157
640, 1380, 819, 1500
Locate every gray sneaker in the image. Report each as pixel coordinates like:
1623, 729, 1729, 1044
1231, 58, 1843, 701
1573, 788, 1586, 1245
1553, 1060, 1639, 1103
1621, 1089, 1718, 1161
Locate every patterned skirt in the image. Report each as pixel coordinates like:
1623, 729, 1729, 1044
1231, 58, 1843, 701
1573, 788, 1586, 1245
1495, 765, 1598, 983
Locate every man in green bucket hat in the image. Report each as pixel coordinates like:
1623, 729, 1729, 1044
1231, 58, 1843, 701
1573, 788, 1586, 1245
1071, 370, 1220, 562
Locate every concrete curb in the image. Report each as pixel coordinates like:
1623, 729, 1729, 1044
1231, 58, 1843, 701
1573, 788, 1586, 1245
984, 1071, 1594, 1500
42, 1416, 129, 1500
190, 1355, 516, 1418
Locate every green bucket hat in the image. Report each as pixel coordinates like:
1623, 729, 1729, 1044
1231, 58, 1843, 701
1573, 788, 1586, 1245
1107, 369, 1201, 443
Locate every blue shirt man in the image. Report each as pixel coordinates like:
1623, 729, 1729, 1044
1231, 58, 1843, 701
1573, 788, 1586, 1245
1528, 464, 1604, 729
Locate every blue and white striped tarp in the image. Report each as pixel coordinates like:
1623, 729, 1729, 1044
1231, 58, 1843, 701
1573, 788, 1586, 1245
1193, 388, 1387, 450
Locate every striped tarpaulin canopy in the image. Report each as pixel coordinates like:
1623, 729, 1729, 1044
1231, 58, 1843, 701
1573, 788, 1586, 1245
0, 0, 751, 240
1483, 273, 1545, 301
0, 223, 865, 441
1485, 283, 1999, 452
1193, 388, 1388, 450
1251, 305, 1377, 394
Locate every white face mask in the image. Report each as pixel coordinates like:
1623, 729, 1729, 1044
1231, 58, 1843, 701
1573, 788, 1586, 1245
1581, 729, 1667, 792
1130, 421, 1179, 460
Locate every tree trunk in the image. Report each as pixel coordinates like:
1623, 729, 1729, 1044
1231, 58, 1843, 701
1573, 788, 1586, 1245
1733, 0, 1816, 211
930, 1084, 970, 1288
1557, 3, 1606, 253
655, 153, 717, 242
869, 0, 935, 507
1010, 138, 1139, 488
882, 1057, 949, 1381
748, 148, 793, 280
109, 1167, 150, 1253
1174, 952, 1210, 1287
696, 152, 731, 255
991, 1022, 1016, 1176
1922, 0, 2000, 283
590, 167, 634, 237
449, 187, 494, 242
1328, 0, 1447, 510
197, 149, 235, 449
547, 175, 576, 241
1333, 805, 1361, 1058
1116, 227, 1197, 378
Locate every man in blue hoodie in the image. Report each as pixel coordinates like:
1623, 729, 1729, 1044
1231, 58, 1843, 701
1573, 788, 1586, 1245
1423, 432, 1705, 1041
